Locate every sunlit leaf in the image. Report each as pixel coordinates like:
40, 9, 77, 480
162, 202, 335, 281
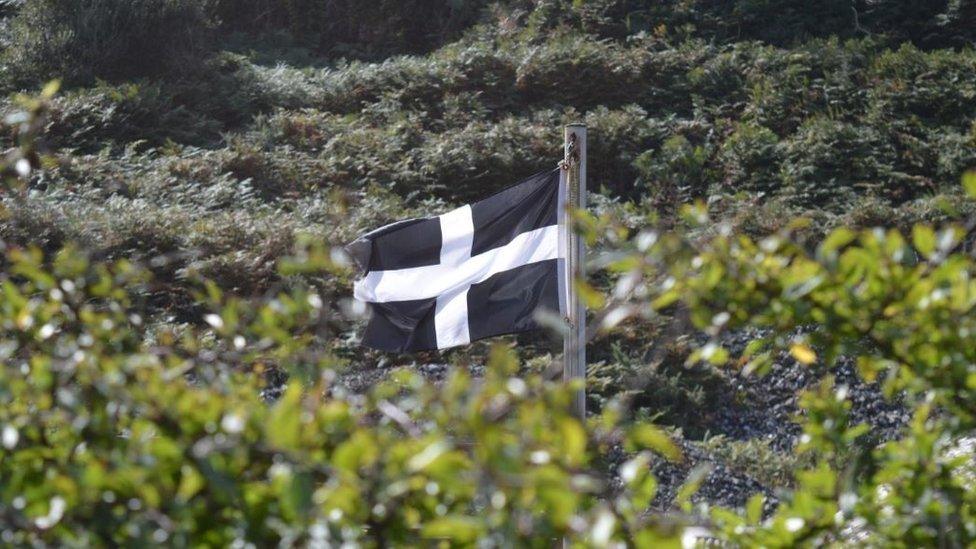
790, 344, 817, 365
627, 424, 681, 462
963, 170, 976, 199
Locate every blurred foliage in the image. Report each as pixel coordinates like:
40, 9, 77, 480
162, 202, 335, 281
1, 0, 976, 545
0, 240, 692, 545
582, 176, 976, 544
0, 91, 697, 546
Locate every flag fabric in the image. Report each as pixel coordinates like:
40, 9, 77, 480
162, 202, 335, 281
349, 169, 568, 352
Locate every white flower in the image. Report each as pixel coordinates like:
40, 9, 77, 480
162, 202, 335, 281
529, 450, 550, 464
2, 425, 18, 449
221, 413, 245, 434
785, 517, 805, 532
15, 158, 31, 178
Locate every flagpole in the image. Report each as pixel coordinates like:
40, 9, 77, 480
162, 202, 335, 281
563, 124, 587, 420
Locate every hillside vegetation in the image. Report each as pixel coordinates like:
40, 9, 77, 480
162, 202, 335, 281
0, 0, 975, 546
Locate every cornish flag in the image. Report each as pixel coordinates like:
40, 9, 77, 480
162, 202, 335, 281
350, 169, 569, 352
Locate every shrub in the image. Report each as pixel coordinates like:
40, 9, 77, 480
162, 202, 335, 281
2, 0, 214, 87
0, 238, 693, 545
43, 82, 223, 151
582, 105, 669, 197
935, 129, 976, 184
514, 34, 645, 109
718, 122, 784, 195
547, 0, 975, 48
213, 0, 491, 58
410, 115, 559, 199
700, 436, 813, 489
9, 85, 976, 546
591, 177, 976, 545
742, 38, 874, 136
866, 44, 976, 130
587, 341, 729, 438
634, 132, 715, 208
780, 117, 897, 208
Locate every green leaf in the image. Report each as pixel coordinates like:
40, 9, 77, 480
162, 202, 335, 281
676, 463, 711, 512
560, 418, 587, 466
627, 424, 681, 462
407, 440, 450, 473
963, 170, 976, 199
912, 225, 936, 258
422, 516, 484, 542
333, 431, 379, 473
742, 338, 767, 358
651, 290, 680, 310
41, 80, 61, 99
747, 493, 765, 524
790, 344, 817, 365
576, 280, 606, 309
266, 384, 302, 450
818, 228, 855, 257
702, 343, 729, 366
176, 465, 204, 503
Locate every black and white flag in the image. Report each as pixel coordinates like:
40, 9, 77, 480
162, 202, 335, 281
349, 169, 568, 352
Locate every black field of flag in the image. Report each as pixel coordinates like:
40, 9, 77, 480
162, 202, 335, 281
349, 169, 569, 352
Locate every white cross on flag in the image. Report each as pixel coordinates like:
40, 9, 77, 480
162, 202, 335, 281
349, 169, 569, 352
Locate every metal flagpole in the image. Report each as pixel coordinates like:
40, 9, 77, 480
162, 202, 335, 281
563, 124, 587, 420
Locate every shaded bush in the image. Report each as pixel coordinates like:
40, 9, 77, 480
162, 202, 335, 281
741, 38, 874, 135
514, 34, 644, 109
410, 114, 558, 199
213, 0, 491, 59
42, 82, 222, 151
533, 0, 976, 48
718, 122, 783, 195
634, 131, 715, 207
582, 105, 669, 197
32, 54, 324, 151
315, 46, 516, 114
780, 117, 897, 207
866, 44, 976, 130
3, 0, 214, 87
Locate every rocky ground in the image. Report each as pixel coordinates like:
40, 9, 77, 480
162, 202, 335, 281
649, 328, 910, 511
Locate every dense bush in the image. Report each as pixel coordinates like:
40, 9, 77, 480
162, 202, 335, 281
3, 0, 973, 93
717, 122, 783, 195
41, 82, 223, 151
2, 0, 214, 87
0, 239, 692, 545
213, 0, 491, 58
513, 34, 644, 109
780, 118, 897, 207
6, 32, 972, 238
634, 133, 712, 208
535, 0, 976, 48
